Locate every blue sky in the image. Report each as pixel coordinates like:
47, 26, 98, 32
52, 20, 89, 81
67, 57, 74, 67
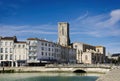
0, 0, 120, 54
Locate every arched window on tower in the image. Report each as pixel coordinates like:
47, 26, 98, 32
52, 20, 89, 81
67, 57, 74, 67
85, 55, 88, 61
62, 27, 64, 35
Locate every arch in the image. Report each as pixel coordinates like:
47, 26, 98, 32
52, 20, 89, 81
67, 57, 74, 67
73, 69, 86, 73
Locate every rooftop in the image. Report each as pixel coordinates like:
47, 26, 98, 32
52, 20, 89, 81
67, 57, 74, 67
111, 53, 120, 57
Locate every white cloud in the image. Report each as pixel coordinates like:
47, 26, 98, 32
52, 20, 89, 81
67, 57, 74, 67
70, 9, 120, 37
0, 24, 57, 37
69, 9, 120, 54
110, 9, 120, 24
96, 9, 120, 28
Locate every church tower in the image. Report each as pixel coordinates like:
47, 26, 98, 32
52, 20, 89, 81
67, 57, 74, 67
58, 22, 70, 46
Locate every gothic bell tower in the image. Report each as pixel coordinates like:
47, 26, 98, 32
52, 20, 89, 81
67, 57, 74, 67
58, 22, 70, 46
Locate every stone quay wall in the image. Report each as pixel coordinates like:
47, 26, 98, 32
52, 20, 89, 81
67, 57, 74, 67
0, 66, 110, 73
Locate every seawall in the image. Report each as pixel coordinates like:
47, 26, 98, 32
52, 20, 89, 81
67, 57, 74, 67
0, 66, 110, 73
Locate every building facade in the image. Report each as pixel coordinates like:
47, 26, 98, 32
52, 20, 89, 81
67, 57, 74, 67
27, 38, 59, 65
0, 36, 76, 67
27, 38, 76, 65
73, 42, 106, 64
14, 41, 27, 66
0, 36, 27, 67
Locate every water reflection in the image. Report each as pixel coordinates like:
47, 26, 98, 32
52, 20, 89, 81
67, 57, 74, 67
0, 73, 102, 81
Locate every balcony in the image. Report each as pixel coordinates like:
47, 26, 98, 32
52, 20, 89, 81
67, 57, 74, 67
29, 49, 37, 52
29, 43, 37, 46
28, 53, 37, 56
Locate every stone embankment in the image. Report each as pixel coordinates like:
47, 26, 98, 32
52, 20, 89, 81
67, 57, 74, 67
0, 64, 111, 73
96, 66, 120, 81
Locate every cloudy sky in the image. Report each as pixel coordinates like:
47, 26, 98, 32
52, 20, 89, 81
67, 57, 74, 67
0, 0, 120, 54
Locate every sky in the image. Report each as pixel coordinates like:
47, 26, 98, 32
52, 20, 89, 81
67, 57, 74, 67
0, 0, 120, 54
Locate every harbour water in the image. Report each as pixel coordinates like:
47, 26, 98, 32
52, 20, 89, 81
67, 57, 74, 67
0, 73, 102, 81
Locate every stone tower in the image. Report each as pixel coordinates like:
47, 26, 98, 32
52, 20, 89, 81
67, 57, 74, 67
58, 22, 70, 46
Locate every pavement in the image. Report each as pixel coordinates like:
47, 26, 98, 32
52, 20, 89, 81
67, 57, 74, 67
96, 66, 120, 81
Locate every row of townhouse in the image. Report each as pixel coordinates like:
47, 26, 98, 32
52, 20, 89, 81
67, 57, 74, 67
0, 36, 76, 67
27, 38, 76, 66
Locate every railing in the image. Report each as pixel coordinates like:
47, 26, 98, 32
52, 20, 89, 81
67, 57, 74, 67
29, 49, 37, 51
29, 43, 37, 46
28, 54, 37, 56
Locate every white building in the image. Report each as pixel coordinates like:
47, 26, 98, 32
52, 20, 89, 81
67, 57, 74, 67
14, 41, 27, 66
0, 36, 27, 67
27, 38, 76, 65
0, 36, 16, 67
27, 38, 62, 65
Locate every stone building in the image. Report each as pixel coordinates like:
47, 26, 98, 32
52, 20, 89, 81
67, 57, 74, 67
57, 22, 76, 63
58, 22, 70, 46
73, 42, 106, 64
57, 22, 106, 64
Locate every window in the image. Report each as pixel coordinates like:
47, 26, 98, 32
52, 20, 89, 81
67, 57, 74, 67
48, 48, 50, 51
10, 42, 12, 46
10, 48, 12, 53
5, 48, 8, 53
23, 45, 25, 48
5, 55, 8, 60
29, 56, 31, 60
5, 42, 7, 46
49, 44, 50, 47
52, 53, 54, 56
52, 45, 54, 47
14, 45, 16, 48
97, 49, 100, 52
41, 43, 44, 46
75, 45, 77, 48
49, 53, 50, 56
52, 49, 54, 52
10, 55, 13, 60
0, 42, 2, 46
18, 45, 21, 48
41, 47, 44, 50
45, 43, 47, 46
29, 46, 32, 50
34, 57, 36, 60
46, 53, 47, 56
0, 48, 3, 53
41, 52, 44, 56
0, 55, 3, 60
